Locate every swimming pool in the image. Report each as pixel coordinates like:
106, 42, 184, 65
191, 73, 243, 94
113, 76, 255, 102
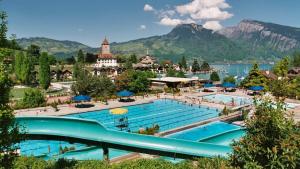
202, 94, 252, 106
202, 94, 300, 109
163, 121, 245, 162
20, 99, 221, 160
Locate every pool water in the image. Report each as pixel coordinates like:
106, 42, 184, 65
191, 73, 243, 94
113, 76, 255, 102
163, 121, 245, 162
202, 94, 251, 106
20, 99, 221, 160
167, 121, 242, 142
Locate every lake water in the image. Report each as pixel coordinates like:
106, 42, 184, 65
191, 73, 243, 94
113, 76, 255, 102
187, 64, 273, 82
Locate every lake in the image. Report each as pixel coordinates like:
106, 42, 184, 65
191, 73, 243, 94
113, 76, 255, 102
187, 63, 273, 83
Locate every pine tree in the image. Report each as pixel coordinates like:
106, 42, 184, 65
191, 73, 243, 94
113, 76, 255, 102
20, 54, 34, 85
179, 56, 187, 70
39, 52, 51, 89
77, 49, 85, 63
14, 52, 24, 81
210, 71, 220, 82
191, 59, 200, 73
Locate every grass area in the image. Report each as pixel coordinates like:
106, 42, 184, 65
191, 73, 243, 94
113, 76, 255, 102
10, 87, 30, 99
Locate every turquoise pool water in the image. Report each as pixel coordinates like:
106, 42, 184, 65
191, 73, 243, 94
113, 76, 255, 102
167, 121, 242, 142
163, 121, 245, 162
20, 99, 221, 160
202, 94, 252, 106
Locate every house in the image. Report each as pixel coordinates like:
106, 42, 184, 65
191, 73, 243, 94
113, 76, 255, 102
260, 70, 277, 80
51, 69, 73, 81
288, 67, 300, 78
149, 77, 199, 89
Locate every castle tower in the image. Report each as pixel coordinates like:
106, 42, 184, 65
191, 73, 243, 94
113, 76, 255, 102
94, 37, 118, 72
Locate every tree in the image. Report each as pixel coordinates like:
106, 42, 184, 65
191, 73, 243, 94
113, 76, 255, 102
129, 54, 138, 64
115, 70, 156, 93
65, 56, 76, 64
179, 56, 187, 70
20, 53, 34, 85
85, 53, 97, 63
291, 52, 300, 67
0, 63, 24, 168
17, 88, 46, 108
14, 52, 24, 82
223, 76, 236, 84
230, 99, 300, 168
200, 61, 210, 71
124, 59, 133, 70
72, 73, 115, 97
240, 63, 268, 89
0, 11, 8, 48
72, 62, 83, 80
166, 68, 176, 77
8, 34, 21, 50
210, 71, 220, 82
26, 44, 41, 64
272, 57, 289, 77
191, 59, 200, 73
39, 52, 51, 90
47, 55, 57, 65
77, 49, 85, 63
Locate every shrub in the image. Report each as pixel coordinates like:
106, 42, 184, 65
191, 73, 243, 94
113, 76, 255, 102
15, 88, 46, 109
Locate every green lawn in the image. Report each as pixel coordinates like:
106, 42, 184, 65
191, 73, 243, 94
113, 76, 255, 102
11, 88, 30, 99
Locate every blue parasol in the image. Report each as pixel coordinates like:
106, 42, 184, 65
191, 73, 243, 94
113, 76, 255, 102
249, 86, 264, 91
72, 95, 91, 102
222, 82, 236, 88
117, 90, 134, 97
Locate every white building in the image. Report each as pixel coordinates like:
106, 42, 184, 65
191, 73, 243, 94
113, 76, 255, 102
94, 37, 119, 76
94, 37, 118, 68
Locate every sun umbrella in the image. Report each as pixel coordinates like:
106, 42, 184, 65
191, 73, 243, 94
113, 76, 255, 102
109, 108, 128, 115
249, 86, 264, 91
222, 82, 236, 88
72, 95, 91, 102
117, 90, 134, 97
203, 83, 214, 88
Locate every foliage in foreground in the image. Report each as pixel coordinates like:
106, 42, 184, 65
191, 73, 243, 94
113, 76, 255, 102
0, 63, 24, 169
230, 98, 300, 168
12, 157, 232, 169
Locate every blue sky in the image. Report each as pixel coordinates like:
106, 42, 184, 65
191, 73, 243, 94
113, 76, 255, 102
1, 0, 300, 47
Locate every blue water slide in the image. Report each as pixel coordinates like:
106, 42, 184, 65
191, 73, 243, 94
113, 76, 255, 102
16, 116, 232, 159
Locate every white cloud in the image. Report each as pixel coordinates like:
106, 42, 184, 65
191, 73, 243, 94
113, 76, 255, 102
139, 25, 147, 30
190, 7, 233, 20
159, 16, 195, 26
203, 20, 223, 30
144, 4, 154, 11
176, 0, 232, 20
144, 0, 233, 29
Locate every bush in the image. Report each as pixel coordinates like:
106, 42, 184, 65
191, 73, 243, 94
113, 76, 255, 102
15, 88, 46, 109
230, 98, 300, 168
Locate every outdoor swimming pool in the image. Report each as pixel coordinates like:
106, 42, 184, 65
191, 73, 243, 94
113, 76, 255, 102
202, 94, 251, 106
20, 99, 221, 160
202, 94, 300, 109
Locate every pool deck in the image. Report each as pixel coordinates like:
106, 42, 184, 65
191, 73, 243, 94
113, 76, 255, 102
14, 88, 300, 122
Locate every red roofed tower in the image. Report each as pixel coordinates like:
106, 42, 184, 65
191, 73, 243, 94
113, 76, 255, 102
95, 37, 118, 69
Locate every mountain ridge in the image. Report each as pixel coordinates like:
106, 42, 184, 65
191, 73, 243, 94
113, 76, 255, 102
16, 20, 300, 62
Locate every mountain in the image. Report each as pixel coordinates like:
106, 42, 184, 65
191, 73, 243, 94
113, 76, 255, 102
218, 19, 300, 60
16, 20, 300, 62
111, 24, 246, 62
16, 37, 97, 58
